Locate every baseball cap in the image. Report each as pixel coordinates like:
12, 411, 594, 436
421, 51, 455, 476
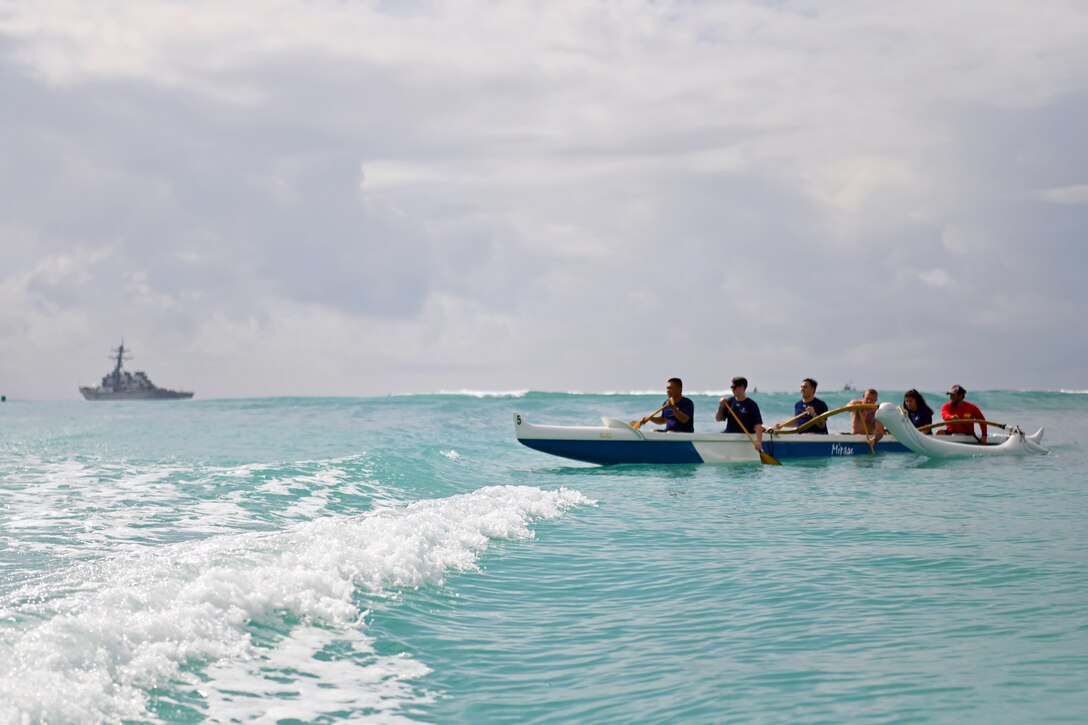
948, 384, 966, 396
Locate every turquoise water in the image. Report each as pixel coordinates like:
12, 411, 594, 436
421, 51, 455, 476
1, 390, 1086, 723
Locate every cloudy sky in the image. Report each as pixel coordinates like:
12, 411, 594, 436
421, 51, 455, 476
2, 0, 1086, 399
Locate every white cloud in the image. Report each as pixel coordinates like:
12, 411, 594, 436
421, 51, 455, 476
1029, 184, 1088, 205
918, 268, 952, 288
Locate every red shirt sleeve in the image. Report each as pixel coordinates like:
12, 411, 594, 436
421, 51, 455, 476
965, 402, 987, 437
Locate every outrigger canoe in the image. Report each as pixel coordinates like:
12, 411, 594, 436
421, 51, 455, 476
512, 412, 913, 465
875, 403, 1048, 458
514, 405, 1045, 465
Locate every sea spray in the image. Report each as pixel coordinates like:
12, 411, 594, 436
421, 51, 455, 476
0, 485, 592, 723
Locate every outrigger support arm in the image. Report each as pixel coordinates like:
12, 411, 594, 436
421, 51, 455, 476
917, 418, 1010, 434
773, 403, 878, 435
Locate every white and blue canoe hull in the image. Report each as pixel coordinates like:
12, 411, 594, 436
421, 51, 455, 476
514, 413, 912, 465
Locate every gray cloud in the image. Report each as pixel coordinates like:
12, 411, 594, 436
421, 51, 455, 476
1, 1, 1086, 398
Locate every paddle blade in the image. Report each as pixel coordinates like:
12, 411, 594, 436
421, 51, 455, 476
759, 450, 782, 466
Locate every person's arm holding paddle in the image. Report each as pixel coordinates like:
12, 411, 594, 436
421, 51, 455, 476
631, 402, 667, 430
664, 395, 692, 427
730, 405, 764, 450
773, 410, 808, 431
631, 377, 694, 433
720, 399, 764, 448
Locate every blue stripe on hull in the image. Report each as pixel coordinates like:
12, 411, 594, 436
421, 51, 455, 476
765, 438, 910, 459
520, 439, 704, 465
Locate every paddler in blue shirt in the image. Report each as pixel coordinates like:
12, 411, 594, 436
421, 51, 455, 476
632, 377, 694, 432
716, 376, 764, 450
776, 377, 829, 433
902, 389, 934, 431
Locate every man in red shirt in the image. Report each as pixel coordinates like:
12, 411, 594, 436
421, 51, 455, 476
939, 384, 987, 443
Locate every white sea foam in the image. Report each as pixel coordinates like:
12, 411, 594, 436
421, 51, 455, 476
597, 389, 664, 396
440, 450, 461, 460
0, 455, 400, 561
198, 625, 432, 724
434, 389, 530, 398
590, 389, 748, 397
0, 485, 591, 724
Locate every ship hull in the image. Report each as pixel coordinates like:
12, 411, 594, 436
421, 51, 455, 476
79, 387, 194, 400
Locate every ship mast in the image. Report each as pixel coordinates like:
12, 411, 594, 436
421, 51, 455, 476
110, 341, 132, 374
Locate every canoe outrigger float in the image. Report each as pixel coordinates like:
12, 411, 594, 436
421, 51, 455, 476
514, 403, 1048, 465
875, 403, 1048, 458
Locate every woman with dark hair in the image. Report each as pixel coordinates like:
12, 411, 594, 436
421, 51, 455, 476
902, 389, 934, 431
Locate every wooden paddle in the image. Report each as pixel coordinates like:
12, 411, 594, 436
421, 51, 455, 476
918, 418, 1007, 434
630, 402, 669, 430
722, 400, 780, 466
920, 417, 1003, 445
860, 411, 876, 455
773, 410, 810, 430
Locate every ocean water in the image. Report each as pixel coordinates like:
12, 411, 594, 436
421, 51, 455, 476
1, 390, 1086, 724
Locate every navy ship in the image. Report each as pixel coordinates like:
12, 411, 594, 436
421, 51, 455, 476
79, 342, 194, 400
